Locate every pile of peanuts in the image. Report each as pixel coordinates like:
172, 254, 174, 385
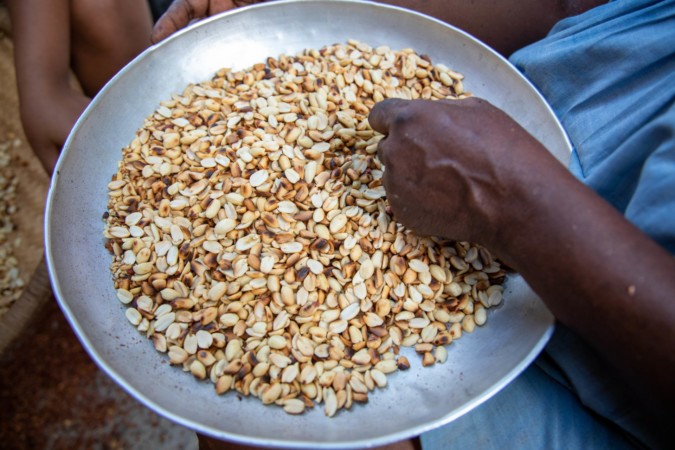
0, 137, 23, 318
104, 40, 505, 416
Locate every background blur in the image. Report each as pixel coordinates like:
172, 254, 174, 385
0, 5, 197, 449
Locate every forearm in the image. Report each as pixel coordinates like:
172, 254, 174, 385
376, 0, 606, 55
494, 153, 675, 412
151, 0, 606, 54
7, 0, 72, 98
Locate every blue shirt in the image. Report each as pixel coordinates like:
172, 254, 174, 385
509, 1, 674, 447
512, 0, 675, 253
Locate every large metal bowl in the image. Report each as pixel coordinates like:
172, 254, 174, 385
45, 0, 567, 448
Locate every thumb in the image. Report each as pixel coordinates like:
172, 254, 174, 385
368, 98, 411, 135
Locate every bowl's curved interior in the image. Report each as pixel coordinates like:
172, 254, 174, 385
45, 1, 563, 448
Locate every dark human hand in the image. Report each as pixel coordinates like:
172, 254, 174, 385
151, 0, 264, 43
369, 97, 561, 249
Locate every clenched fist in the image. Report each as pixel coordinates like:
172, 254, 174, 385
369, 97, 563, 250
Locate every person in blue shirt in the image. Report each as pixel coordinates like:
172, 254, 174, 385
160, 0, 675, 448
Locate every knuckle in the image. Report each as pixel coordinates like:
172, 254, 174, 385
392, 108, 414, 128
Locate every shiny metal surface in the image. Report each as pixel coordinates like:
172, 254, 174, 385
45, 1, 567, 448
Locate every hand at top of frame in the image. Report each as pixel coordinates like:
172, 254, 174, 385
151, 0, 265, 43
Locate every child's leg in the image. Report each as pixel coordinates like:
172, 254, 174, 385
70, 0, 153, 96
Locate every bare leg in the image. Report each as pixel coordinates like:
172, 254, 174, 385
70, 0, 153, 96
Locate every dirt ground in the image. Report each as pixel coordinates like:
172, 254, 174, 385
0, 299, 197, 450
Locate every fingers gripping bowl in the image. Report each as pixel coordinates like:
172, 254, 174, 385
45, 1, 568, 448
